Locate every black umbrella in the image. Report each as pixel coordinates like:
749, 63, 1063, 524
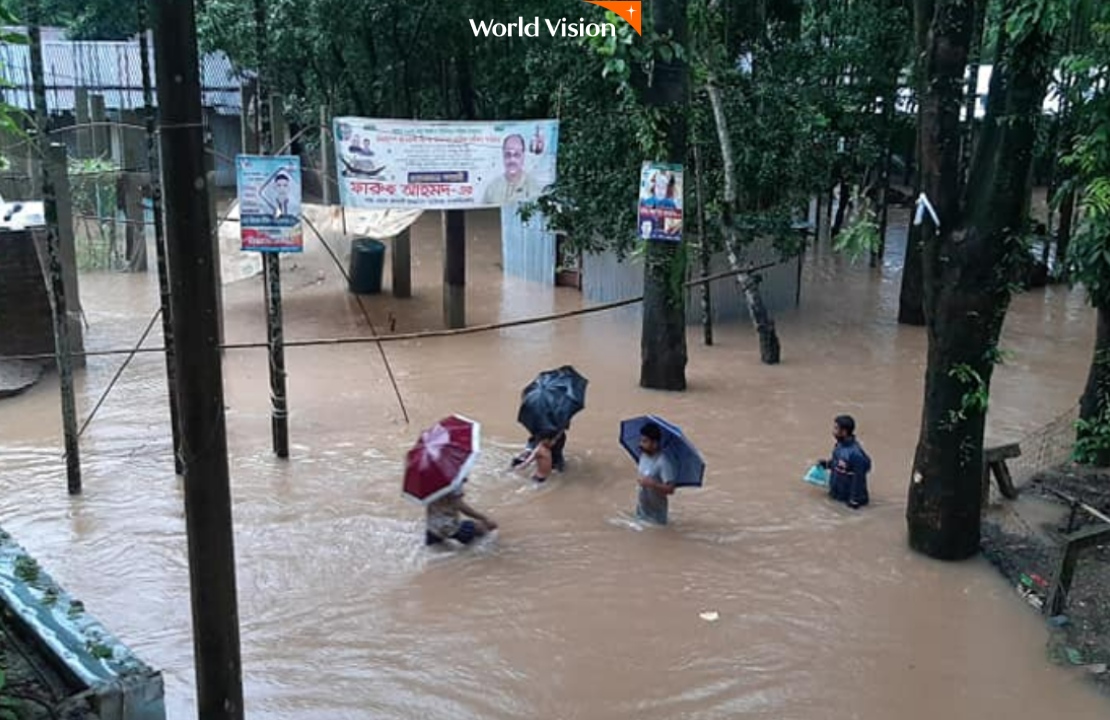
517, 365, 588, 437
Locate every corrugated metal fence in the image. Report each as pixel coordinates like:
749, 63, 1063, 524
582, 240, 801, 325
0, 35, 240, 114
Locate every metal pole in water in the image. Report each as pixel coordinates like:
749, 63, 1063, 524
150, 1, 245, 717
28, 4, 81, 495
254, 0, 290, 459
137, 0, 183, 476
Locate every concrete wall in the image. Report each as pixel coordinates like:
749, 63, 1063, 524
582, 238, 801, 325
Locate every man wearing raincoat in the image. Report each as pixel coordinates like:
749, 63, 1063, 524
819, 415, 871, 509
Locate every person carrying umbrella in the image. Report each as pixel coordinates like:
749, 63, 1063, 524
425, 481, 498, 547
619, 415, 706, 526
404, 414, 498, 547
513, 366, 588, 476
633, 422, 678, 524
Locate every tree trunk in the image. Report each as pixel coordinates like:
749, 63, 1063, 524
640, 0, 688, 391
899, 222, 927, 325
705, 74, 781, 364
1078, 305, 1110, 466
907, 0, 1053, 560
897, 0, 933, 326
831, 177, 850, 238
958, 0, 986, 183
1056, 186, 1076, 276
457, 45, 477, 120
873, 84, 897, 268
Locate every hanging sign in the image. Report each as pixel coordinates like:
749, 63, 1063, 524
638, 161, 684, 243
333, 117, 559, 210
236, 155, 304, 253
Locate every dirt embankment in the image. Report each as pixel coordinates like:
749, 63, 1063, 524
981, 465, 1110, 694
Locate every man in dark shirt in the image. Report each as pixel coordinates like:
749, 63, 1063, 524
819, 415, 872, 509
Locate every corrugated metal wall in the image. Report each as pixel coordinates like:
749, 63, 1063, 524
0, 40, 240, 114
500, 205, 556, 285
582, 239, 801, 325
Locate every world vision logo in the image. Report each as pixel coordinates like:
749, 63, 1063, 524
582, 1, 642, 35
469, 0, 642, 38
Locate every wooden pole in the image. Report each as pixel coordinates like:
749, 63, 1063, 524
257, 4, 290, 459
74, 87, 92, 157
443, 210, 466, 329
319, 105, 332, 205
28, 6, 82, 495
138, 2, 183, 476
202, 125, 225, 348
44, 151, 83, 493
49, 138, 84, 363
240, 78, 259, 155
151, 1, 245, 717
89, 94, 109, 158
392, 227, 412, 298
121, 109, 148, 272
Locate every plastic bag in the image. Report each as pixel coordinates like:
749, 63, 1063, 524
803, 464, 829, 488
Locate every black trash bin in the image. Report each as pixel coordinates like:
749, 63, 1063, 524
348, 238, 387, 294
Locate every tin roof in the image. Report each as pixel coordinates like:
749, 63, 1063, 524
0, 30, 242, 115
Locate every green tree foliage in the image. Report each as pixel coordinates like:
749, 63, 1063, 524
1058, 1, 1110, 463
0, 1, 28, 158
30, 0, 136, 40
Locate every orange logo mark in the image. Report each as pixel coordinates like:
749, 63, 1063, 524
582, 1, 642, 36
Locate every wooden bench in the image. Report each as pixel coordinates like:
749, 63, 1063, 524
981, 442, 1022, 505
1046, 522, 1110, 617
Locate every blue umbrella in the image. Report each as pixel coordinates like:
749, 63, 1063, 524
619, 415, 706, 488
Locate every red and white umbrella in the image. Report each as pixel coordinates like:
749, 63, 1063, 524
403, 415, 481, 505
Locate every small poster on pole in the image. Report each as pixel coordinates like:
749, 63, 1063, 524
236, 155, 304, 252
637, 161, 683, 243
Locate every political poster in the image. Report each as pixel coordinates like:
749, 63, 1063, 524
236, 155, 304, 253
637, 161, 683, 243
333, 118, 559, 210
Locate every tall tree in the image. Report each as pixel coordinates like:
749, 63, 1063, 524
640, 0, 689, 390
906, 0, 1057, 559
697, 0, 794, 364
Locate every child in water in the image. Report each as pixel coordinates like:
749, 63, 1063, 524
425, 480, 498, 546
512, 430, 562, 483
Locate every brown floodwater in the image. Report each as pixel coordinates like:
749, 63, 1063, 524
0, 209, 1107, 719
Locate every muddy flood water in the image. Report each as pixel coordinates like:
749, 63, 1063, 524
1, 209, 1108, 719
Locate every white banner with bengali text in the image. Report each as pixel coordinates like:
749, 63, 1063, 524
334, 117, 559, 210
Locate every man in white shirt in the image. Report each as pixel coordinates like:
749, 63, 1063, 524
482, 134, 541, 205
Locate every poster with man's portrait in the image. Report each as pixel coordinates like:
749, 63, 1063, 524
638, 161, 683, 243
237, 155, 304, 253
